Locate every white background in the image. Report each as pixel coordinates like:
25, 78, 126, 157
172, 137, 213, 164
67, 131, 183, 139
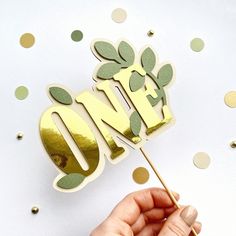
0, 0, 236, 235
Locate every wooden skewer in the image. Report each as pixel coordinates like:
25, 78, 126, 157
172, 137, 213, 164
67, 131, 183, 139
139, 147, 198, 236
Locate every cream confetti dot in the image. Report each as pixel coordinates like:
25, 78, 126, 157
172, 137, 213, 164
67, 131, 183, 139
132, 167, 149, 184
190, 38, 204, 52
224, 91, 236, 108
111, 8, 127, 23
193, 152, 211, 169
15, 86, 29, 100
20, 33, 35, 48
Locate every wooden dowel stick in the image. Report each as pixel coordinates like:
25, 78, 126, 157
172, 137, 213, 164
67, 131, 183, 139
139, 147, 198, 236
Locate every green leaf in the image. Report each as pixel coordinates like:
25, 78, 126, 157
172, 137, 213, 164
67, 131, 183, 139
141, 47, 156, 73
129, 71, 145, 92
94, 41, 120, 62
49, 87, 73, 105
118, 41, 135, 66
147, 89, 164, 106
130, 111, 142, 136
57, 173, 85, 189
97, 63, 121, 79
157, 64, 173, 86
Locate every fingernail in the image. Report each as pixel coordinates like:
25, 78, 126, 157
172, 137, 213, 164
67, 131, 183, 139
171, 190, 180, 199
180, 206, 198, 226
172, 191, 179, 196
194, 221, 202, 227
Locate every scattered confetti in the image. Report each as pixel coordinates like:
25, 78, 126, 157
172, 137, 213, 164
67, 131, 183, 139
31, 206, 39, 214
71, 30, 83, 42
224, 91, 236, 108
193, 152, 211, 169
15, 86, 29, 100
147, 30, 154, 37
20, 33, 35, 48
132, 167, 149, 184
111, 8, 127, 23
230, 141, 236, 148
190, 38, 204, 52
16, 132, 24, 140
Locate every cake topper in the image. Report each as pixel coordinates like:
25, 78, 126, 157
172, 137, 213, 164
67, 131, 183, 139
39, 39, 198, 235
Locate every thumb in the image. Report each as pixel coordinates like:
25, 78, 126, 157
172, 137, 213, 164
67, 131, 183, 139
159, 206, 198, 236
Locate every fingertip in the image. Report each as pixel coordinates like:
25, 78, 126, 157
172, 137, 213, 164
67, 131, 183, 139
164, 206, 178, 216
172, 191, 180, 200
193, 221, 202, 234
152, 188, 180, 208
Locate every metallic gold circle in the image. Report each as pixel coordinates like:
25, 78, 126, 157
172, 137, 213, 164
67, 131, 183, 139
193, 152, 211, 169
132, 167, 149, 184
190, 38, 204, 52
230, 141, 236, 148
31, 206, 39, 214
15, 86, 29, 100
147, 30, 154, 37
111, 8, 127, 23
224, 91, 236, 108
16, 132, 24, 140
20, 33, 35, 48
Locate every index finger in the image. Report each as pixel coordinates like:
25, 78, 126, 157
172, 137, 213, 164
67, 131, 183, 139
110, 188, 179, 225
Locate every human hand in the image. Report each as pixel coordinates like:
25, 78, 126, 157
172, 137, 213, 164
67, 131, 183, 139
90, 188, 201, 236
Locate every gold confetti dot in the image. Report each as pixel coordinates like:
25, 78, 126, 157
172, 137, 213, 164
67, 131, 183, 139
193, 152, 211, 169
20, 33, 35, 48
224, 91, 236, 108
31, 206, 39, 214
147, 30, 154, 37
111, 8, 127, 23
16, 132, 24, 140
230, 141, 236, 148
132, 167, 149, 184
190, 38, 204, 52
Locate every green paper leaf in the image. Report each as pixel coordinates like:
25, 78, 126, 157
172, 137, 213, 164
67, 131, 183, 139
130, 111, 142, 136
57, 173, 85, 189
147, 89, 164, 106
97, 63, 121, 79
157, 64, 173, 86
49, 87, 73, 105
129, 71, 145, 92
94, 41, 120, 62
141, 47, 156, 73
118, 41, 135, 66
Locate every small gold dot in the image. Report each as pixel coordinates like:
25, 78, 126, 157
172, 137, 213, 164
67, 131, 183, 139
147, 30, 154, 37
230, 141, 236, 148
31, 206, 39, 214
20, 33, 35, 48
16, 132, 24, 140
132, 167, 149, 184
